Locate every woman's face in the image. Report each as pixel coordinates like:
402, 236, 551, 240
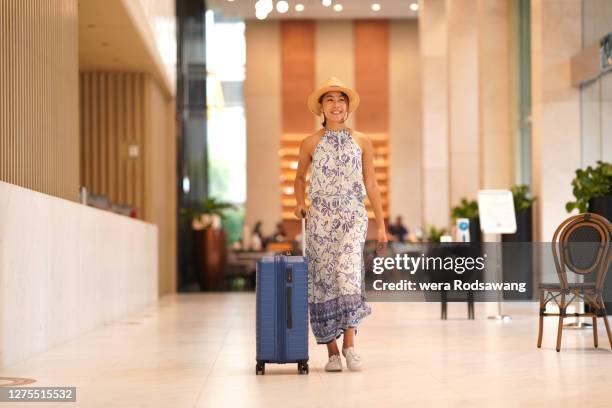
320, 91, 348, 123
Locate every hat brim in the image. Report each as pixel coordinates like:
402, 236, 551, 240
307, 85, 360, 116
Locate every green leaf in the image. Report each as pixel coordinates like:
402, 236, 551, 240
567, 161, 612, 214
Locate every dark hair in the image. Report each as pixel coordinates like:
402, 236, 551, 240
318, 91, 349, 128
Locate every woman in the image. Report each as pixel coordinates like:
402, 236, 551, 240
294, 77, 387, 372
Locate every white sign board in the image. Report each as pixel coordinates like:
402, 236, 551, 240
477, 190, 517, 234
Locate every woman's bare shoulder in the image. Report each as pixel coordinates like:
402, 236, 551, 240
349, 129, 371, 149
301, 130, 324, 151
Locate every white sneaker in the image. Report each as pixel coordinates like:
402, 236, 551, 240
324, 354, 342, 372
342, 347, 363, 371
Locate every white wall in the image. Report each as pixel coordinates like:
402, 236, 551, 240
0, 181, 158, 367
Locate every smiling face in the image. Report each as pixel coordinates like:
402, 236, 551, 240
319, 91, 349, 124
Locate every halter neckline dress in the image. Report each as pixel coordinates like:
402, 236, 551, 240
306, 127, 371, 344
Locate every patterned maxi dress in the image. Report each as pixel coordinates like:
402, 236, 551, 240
306, 127, 372, 344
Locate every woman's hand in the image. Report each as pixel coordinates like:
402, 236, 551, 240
376, 227, 388, 255
294, 204, 307, 219
377, 227, 388, 243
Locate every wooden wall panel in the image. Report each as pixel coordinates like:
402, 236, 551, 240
354, 20, 389, 133
0, 0, 79, 201
80, 72, 146, 217
281, 21, 316, 133
143, 74, 176, 295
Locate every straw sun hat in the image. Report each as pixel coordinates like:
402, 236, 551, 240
307, 77, 360, 116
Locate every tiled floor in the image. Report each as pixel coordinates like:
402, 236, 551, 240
2, 293, 612, 407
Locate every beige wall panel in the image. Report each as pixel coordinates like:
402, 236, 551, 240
478, 0, 512, 190
389, 20, 422, 229
582, 0, 612, 46
0, 0, 79, 201
315, 21, 355, 129
245, 21, 282, 236
419, 0, 450, 229
447, 0, 480, 206
531, 0, 582, 241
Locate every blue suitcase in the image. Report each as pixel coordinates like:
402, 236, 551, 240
255, 218, 309, 375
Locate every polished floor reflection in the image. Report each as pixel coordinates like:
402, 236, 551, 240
1, 294, 612, 407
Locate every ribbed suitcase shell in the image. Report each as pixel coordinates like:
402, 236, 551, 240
256, 255, 308, 369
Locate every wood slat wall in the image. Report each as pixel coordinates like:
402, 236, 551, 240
0, 0, 79, 201
80, 72, 146, 217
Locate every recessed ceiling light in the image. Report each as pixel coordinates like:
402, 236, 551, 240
276, 0, 289, 13
333, 3, 343, 12
322, 0, 332, 7
295, 3, 305, 12
227, 0, 235, 2
255, 9, 268, 19
255, 0, 273, 14
371, 3, 381, 11
409, 3, 419, 11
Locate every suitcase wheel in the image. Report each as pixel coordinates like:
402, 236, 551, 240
298, 362, 309, 375
255, 362, 265, 375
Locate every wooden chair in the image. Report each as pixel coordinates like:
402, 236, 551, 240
537, 213, 612, 352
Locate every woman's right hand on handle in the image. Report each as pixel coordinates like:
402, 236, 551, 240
294, 204, 307, 219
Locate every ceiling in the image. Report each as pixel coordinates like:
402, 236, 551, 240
206, 0, 420, 20
78, 0, 174, 95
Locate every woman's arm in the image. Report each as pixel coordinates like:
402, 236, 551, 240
360, 133, 388, 243
294, 135, 314, 218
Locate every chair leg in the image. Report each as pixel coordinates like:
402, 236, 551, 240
537, 290, 544, 348
601, 307, 612, 349
537, 315, 544, 348
556, 316, 564, 352
441, 291, 447, 320
556, 294, 565, 352
592, 314, 598, 348
603, 315, 612, 349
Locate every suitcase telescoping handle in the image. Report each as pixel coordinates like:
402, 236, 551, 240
300, 209, 306, 257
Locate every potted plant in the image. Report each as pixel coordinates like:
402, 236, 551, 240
565, 161, 612, 221
182, 198, 236, 291
566, 161, 612, 312
424, 224, 448, 243
451, 198, 480, 242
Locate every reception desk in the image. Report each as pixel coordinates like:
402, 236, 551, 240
0, 181, 158, 367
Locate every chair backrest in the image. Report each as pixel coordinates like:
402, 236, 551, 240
551, 213, 612, 289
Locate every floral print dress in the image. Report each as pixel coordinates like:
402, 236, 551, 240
306, 127, 372, 344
